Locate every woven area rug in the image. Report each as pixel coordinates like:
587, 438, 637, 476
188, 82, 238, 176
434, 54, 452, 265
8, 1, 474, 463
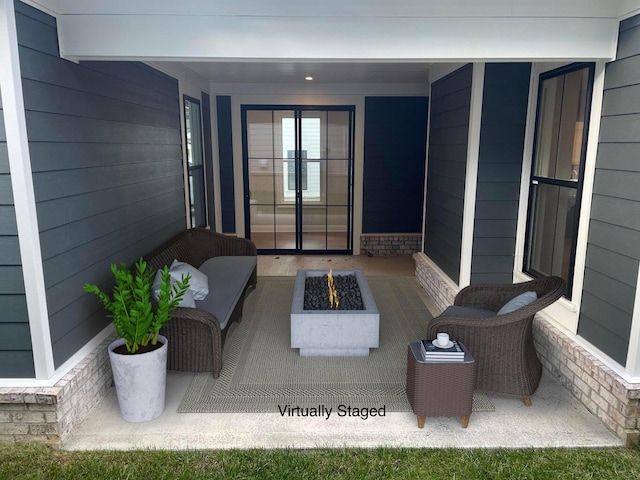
178, 275, 494, 413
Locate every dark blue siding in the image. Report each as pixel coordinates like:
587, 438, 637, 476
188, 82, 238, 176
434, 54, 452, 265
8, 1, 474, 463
578, 15, 640, 365
217, 96, 236, 233
15, 0, 185, 368
362, 96, 428, 233
471, 63, 531, 284
424, 65, 473, 284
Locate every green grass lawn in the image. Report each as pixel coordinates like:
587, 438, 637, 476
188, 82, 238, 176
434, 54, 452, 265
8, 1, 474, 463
1, 444, 639, 479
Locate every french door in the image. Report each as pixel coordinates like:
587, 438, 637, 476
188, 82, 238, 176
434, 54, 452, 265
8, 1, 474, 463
242, 106, 354, 253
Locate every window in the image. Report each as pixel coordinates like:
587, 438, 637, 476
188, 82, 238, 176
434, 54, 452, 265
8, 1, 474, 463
184, 96, 206, 227
281, 118, 321, 202
524, 63, 594, 297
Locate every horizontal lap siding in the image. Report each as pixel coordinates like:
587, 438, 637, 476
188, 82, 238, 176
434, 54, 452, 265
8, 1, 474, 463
0, 81, 33, 377
363, 96, 428, 233
424, 65, 473, 284
15, 1, 185, 368
577, 15, 640, 365
471, 63, 531, 284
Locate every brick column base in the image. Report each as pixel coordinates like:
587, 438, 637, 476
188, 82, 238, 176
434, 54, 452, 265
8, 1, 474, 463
0, 334, 115, 447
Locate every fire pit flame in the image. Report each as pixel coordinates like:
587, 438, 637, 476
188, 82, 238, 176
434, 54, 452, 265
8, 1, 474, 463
327, 269, 339, 309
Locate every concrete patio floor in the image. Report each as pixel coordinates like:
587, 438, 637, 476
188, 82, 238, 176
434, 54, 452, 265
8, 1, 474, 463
62, 255, 624, 450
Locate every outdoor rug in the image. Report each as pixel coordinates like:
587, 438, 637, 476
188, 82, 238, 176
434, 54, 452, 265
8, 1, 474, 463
178, 275, 494, 413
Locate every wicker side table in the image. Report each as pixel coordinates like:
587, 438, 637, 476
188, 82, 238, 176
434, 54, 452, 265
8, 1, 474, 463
405, 341, 477, 428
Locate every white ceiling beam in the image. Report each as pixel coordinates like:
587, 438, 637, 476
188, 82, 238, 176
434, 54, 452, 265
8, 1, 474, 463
27, 0, 625, 18
57, 15, 619, 62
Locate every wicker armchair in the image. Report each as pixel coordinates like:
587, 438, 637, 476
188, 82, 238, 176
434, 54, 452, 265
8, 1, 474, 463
426, 276, 565, 405
143, 228, 257, 378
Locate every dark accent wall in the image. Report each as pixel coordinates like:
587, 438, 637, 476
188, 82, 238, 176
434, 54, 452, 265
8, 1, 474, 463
216, 95, 235, 233
0, 86, 33, 378
15, 1, 186, 368
201, 92, 215, 229
423, 64, 473, 284
577, 15, 640, 365
362, 96, 428, 233
471, 63, 532, 284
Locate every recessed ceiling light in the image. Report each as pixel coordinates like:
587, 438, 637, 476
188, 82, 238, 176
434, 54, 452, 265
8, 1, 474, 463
305, 76, 314, 81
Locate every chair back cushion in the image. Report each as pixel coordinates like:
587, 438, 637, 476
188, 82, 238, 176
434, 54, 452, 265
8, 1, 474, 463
497, 291, 537, 315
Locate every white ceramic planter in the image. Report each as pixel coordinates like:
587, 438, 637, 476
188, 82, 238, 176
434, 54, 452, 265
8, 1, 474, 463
108, 335, 168, 423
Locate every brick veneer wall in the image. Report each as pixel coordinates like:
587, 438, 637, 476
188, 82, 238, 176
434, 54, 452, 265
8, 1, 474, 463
534, 319, 640, 447
415, 251, 640, 446
360, 234, 422, 256
0, 335, 114, 446
413, 252, 457, 311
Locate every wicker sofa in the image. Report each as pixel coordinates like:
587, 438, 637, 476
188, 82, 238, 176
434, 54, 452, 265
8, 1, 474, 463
426, 276, 565, 405
143, 228, 257, 378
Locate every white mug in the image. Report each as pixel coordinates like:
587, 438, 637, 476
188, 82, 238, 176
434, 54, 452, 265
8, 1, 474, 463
437, 332, 450, 347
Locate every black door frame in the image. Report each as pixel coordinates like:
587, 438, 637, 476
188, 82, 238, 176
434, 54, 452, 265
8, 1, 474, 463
241, 104, 355, 254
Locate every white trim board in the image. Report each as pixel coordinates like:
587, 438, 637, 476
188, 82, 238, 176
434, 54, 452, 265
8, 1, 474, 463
0, 0, 55, 381
459, 63, 485, 289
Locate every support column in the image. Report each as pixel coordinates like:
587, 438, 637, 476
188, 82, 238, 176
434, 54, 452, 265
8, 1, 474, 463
0, 0, 54, 380
459, 63, 485, 288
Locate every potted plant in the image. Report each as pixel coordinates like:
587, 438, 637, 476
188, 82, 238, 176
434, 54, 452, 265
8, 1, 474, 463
83, 258, 190, 422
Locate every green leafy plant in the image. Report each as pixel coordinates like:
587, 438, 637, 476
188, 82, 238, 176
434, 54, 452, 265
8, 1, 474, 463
83, 258, 190, 354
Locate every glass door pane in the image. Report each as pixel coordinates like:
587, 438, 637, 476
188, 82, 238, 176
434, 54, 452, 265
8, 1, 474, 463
246, 109, 296, 250
299, 110, 351, 251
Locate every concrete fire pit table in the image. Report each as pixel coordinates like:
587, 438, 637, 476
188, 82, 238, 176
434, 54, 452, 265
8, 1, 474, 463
291, 269, 379, 356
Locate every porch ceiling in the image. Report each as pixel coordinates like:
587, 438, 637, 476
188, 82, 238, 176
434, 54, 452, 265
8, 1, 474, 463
177, 61, 432, 85
28, 0, 630, 67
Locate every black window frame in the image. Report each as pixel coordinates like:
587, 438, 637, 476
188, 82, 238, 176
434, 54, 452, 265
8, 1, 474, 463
183, 95, 207, 228
523, 62, 595, 299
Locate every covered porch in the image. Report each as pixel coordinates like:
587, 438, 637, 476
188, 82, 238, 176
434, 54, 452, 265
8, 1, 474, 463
59, 255, 623, 449
1, 0, 640, 448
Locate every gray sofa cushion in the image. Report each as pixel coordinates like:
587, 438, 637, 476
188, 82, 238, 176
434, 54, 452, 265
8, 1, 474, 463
441, 305, 496, 318
195, 256, 257, 330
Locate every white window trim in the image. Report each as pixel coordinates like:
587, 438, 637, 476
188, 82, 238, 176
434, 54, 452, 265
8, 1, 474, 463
514, 61, 606, 334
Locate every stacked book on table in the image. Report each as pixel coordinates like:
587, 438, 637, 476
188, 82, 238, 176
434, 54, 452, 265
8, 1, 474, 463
420, 339, 465, 362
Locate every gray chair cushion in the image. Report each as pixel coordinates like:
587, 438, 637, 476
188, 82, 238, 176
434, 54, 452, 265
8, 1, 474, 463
195, 256, 257, 329
497, 291, 537, 315
440, 305, 496, 318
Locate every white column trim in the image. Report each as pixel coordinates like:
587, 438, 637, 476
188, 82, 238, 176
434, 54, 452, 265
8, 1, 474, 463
513, 64, 540, 275
568, 61, 606, 315
459, 62, 485, 289
420, 84, 433, 254
0, 0, 55, 380
626, 262, 640, 377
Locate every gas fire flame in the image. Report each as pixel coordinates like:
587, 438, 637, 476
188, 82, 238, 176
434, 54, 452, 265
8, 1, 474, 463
328, 269, 339, 308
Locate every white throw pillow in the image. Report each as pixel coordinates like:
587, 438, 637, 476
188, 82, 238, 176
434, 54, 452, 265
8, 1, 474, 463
151, 269, 197, 308
169, 259, 209, 300
497, 291, 537, 315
